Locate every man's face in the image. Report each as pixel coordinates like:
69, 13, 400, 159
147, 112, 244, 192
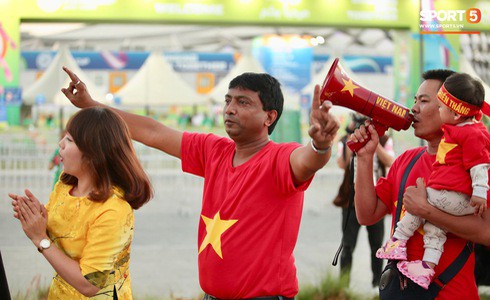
222, 87, 274, 141
411, 79, 444, 141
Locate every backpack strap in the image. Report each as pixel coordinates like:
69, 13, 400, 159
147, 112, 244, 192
392, 147, 474, 296
427, 242, 474, 296
332, 153, 356, 266
394, 148, 426, 227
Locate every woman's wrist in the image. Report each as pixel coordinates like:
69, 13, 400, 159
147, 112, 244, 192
31, 234, 50, 248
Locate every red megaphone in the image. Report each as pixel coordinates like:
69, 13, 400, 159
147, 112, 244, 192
320, 58, 414, 152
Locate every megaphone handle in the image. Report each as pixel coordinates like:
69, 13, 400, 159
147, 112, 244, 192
346, 123, 388, 153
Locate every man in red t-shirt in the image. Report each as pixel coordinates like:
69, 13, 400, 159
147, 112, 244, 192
61, 69, 340, 299
351, 69, 490, 299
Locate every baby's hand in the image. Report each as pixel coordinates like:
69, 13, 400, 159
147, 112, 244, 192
470, 196, 487, 217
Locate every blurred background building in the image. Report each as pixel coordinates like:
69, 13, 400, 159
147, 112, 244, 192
0, 0, 488, 133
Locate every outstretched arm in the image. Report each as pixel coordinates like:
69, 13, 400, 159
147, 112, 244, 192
352, 124, 389, 225
61, 67, 183, 158
404, 178, 490, 245
290, 85, 340, 183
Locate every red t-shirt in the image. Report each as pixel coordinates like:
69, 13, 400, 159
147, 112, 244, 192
429, 122, 490, 195
181, 132, 312, 298
376, 147, 479, 300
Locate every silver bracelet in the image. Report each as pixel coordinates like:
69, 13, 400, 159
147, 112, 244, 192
310, 139, 331, 154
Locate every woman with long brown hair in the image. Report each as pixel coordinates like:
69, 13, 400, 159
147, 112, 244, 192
11, 107, 153, 299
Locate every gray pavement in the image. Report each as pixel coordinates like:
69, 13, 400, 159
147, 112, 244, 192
1, 168, 389, 299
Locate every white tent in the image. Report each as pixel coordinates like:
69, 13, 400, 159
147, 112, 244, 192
23, 47, 104, 105
115, 53, 206, 106
207, 54, 266, 102
460, 56, 490, 102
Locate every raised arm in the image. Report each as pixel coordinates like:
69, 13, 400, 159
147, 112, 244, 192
404, 178, 490, 245
290, 85, 339, 183
61, 66, 183, 158
352, 124, 389, 225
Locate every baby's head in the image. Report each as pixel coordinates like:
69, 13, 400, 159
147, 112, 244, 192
437, 72, 485, 125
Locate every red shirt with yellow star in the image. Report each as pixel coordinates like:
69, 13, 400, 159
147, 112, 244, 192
376, 147, 482, 299
428, 122, 490, 195
181, 132, 312, 298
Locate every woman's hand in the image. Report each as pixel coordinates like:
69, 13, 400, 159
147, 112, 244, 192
16, 189, 49, 245
10, 192, 22, 219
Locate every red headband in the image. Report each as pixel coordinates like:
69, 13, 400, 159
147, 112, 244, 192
437, 84, 490, 120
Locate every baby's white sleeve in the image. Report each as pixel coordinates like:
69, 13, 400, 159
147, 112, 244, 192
470, 163, 490, 199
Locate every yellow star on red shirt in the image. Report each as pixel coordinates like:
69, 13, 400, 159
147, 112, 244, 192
341, 78, 359, 97
436, 138, 458, 164
198, 212, 238, 259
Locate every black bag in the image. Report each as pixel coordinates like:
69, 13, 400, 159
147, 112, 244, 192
379, 261, 437, 300
475, 244, 490, 286
332, 161, 351, 207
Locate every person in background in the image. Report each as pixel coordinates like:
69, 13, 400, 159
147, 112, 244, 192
48, 130, 65, 189
376, 72, 490, 289
46, 114, 54, 128
11, 107, 153, 299
61, 66, 339, 299
334, 113, 394, 287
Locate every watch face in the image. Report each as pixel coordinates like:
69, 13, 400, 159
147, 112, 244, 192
40, 239, 50, 249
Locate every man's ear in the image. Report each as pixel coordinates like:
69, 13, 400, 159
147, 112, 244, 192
265, 110, 278, 127
453, 112, 463, 121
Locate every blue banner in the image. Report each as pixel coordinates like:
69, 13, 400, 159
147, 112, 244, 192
21, 51, 234, 72
254, 40, 313, 93
314, 55, 393, 74
4, 87, 22, 105
165, 52, 234, 73
0, 105, 6, 123
21, 51, 148, 70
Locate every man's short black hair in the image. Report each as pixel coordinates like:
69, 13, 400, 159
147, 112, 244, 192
422, 69, 456, 82
229, 73, 284, 135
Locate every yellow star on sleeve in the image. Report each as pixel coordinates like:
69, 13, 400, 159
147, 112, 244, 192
341, 78, 359, 97
436, 138, 458, 164
198, 212, 238, 259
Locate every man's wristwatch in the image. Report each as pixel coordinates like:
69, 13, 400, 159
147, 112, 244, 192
38, 238, 51, 253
